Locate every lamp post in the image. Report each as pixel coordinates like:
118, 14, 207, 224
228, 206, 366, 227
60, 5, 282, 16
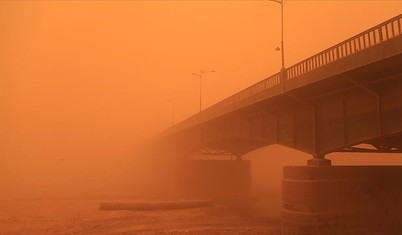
191, 70, 215, 113
269, 0, 286, 70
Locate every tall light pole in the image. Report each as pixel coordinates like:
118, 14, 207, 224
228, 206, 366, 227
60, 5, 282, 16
270, 0, 286, 70
191, 70, 215, 113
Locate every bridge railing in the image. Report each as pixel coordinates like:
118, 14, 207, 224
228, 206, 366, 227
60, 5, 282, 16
222, 72, 281, 105
164, 15, 401, 136
214, 14, 401, 110
287, 14, 402, 79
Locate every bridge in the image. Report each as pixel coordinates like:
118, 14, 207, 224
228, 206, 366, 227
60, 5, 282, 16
155, 14, 402, 165
148, 15, 402, 235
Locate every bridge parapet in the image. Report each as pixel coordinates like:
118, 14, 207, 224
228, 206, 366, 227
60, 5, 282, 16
207, 15, 401, 114
287, 14, 401, 80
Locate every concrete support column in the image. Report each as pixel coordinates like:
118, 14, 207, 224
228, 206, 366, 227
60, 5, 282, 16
282, 166, 402, 234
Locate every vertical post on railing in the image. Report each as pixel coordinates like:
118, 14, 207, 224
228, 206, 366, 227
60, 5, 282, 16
379, 26, 383, 43
363, 35, 366, 49
280, 68, 287, 93
385, 25, 389, 40
335, 46, 339, 60
357, 37, 361, 50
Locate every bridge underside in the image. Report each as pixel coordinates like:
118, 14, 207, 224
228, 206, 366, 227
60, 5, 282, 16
190, 138, 271, 157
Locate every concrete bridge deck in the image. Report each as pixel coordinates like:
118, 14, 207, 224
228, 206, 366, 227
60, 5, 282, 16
156, 14, 402, 159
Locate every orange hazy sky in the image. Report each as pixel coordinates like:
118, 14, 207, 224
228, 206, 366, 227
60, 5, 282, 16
1, 1, 402, 198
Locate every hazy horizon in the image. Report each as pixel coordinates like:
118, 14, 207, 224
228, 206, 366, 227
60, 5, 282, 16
2, 0, 402, 200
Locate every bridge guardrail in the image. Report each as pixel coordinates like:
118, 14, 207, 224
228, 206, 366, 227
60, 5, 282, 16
287, 14, 401, 80
222, 72, 281, 105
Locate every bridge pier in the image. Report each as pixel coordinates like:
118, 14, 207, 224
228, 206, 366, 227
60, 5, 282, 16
282, 165, 402, 234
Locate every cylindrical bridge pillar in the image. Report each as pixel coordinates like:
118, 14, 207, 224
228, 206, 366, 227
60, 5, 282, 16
282, 166, 402, 234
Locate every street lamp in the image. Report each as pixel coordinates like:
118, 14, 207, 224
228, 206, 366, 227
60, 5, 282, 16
269, 0, 286, 70
191, 70, 215, 113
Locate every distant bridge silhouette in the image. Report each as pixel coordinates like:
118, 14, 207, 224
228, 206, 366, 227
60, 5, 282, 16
155, 14, 402, 164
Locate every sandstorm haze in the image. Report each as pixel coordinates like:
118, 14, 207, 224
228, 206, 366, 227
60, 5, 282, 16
1, 1, 402, 199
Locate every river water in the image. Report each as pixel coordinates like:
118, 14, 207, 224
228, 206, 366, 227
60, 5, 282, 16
0, 199, 281, 234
